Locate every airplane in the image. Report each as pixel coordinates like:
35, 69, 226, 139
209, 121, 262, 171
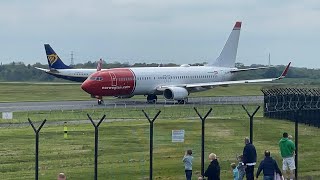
80, 21, 292, 105
35, 44, 105, 82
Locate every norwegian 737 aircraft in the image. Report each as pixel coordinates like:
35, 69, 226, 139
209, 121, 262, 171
81, 22, 291, 104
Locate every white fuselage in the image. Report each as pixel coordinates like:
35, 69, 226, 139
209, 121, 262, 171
131, 66, 234, 95
52, 69, 103, 78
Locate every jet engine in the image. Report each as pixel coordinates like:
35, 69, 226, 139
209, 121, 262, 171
163, 87, 188, 100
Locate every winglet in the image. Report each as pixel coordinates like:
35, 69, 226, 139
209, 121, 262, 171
279, 62, 291, 79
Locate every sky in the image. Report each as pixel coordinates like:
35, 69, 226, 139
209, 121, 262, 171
0, 0, 319, 68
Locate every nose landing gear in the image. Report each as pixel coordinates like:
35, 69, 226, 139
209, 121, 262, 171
93, 96, 103, 105
97, 99, 104, 105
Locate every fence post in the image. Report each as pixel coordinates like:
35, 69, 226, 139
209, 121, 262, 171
294, 104, 304, 180
194, 107, 213, 177
142, 110, 161, 180
242, 105, 260, 144
87, 114, 106, 180
28, 118, 47, 180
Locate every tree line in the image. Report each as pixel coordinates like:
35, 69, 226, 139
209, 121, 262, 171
0, 61, 319, 84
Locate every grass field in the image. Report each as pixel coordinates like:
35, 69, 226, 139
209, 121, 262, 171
0, 105, 263, 124
0, 82, 271, 102
0, 105, 320, 179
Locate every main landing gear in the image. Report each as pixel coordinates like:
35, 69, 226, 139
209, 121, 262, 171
147, 94, 157, 104
97, 96, 104, 105
177, 98, 188, 104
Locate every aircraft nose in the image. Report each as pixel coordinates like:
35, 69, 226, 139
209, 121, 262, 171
81, 81, 91, 94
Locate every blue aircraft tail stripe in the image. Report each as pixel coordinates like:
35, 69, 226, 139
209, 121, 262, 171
44, 44, 72, 69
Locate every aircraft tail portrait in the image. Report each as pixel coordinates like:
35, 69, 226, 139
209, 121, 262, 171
212, 21, 242, 68
44, 44, 72, 69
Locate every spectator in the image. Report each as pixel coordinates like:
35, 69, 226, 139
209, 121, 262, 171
237, 155, 246, 180
183, 149, 194, 180
243, 137, 257, 180
57, 173, 66, 180
256, 150, 282, 180
231, 163, 239, 180
279, 132, 295, 180
203, 153, 220, 180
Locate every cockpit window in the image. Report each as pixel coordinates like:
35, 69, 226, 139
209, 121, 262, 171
89, 76, 103, 81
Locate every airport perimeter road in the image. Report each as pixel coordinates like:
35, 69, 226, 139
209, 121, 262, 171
0, 96, 263, 112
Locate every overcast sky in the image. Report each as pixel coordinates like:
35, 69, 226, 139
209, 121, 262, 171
0, 0, 319, 68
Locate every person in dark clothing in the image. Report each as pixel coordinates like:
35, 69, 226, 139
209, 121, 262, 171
243, 137, 257, 180
203, 153, 220, 180
256, 150, 282, 180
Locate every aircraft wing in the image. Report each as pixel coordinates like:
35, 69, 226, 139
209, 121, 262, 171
157, 62, 290, 91
230, 66, 272, 73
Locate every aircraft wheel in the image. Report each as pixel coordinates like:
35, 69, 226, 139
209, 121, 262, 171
147, 94, 157, 104
98, 99, 103, 105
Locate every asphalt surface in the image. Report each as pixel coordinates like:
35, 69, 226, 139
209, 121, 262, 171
0, 96, 263, 112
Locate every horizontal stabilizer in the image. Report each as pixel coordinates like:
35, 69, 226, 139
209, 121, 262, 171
34, 67, 59, 73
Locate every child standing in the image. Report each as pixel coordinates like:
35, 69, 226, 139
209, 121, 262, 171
183, 149, 193, 180
231, 163, 239, 180
237, 155, 245, 180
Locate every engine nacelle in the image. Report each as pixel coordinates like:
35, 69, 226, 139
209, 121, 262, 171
163, 87, 188, 100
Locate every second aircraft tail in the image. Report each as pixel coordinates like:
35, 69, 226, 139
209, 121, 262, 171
44, 44, 71, 69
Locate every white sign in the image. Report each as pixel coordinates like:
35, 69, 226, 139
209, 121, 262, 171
172, 130, 185, 142
2, 112, 13, 119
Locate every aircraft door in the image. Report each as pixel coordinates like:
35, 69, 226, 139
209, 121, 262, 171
109, 72, 117, 86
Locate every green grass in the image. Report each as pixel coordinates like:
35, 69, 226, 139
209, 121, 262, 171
0, 105, 320, 179
0, 83, 270, 103
0, 105, 263, 124
0, 80, 319, 102
0, 83, 87, 102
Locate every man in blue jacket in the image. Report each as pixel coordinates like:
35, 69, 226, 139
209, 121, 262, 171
243, 137, 257, 180
256, 150, 282, 180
